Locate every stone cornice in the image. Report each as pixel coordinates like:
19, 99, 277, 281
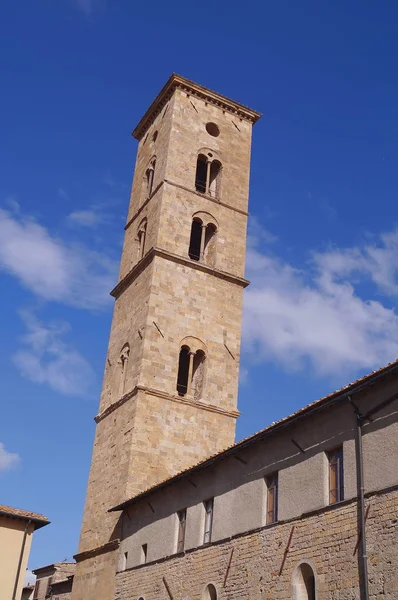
95, 384, 239, 424
74, 539, 120, 563
132, 74, 261, 140
110, 247, 249, 299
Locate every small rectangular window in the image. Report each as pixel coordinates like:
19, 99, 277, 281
177, 509, 187, 552
203, 498, 214, 544
141, 543, 147, 564
122, 551, 128, 570
266, 473, 278, 524
328, 446, 344, 504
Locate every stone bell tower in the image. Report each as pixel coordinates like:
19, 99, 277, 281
71, 75, 260, 600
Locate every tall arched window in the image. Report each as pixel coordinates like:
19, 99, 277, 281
137, 219, 147, 261
176, 339, 207, 399
145, 157, 156, 199
195, 154, 222, 198
292, 563, 316, 600
119, 344, 130, 397
188, 214, 217, 265
202, 584, 217, 600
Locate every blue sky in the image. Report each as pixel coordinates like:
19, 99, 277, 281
2, 0, 398, 576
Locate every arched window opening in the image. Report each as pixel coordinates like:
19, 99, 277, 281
137, 220, 147, 261
195, 154, 208, 193
293, 563, 316, 600
119, 344, 130, 397
145, 158, 156, 199
195, 154, 222, 198
192, 350, 206, 401
188, 218, 203, 261
176, 346, 190, 396
204, 223, 217, 266
209, 160, 221, 198
202, 584, 217, 600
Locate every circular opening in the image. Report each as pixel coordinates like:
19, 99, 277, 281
205, 122, 220, 137
152, 130, 158, 142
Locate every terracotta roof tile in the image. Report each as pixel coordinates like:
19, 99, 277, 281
110, 357, 398, 512
0, 504, 49, 529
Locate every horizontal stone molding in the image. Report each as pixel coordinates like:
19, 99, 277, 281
95, 385, 239, 423
74, 539, 120, 563
111, 246, 249, 299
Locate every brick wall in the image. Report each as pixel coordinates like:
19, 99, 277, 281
116, 488, 398, 600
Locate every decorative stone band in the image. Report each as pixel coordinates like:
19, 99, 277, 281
73, 539, 120, 563
132, 73, 261, 141
95, 385, 240, 424
111, 246, 250, 299
125, 178, 249, 233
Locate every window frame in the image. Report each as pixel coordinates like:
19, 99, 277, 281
176, 508, 187, 552
328, 446, 344, 504
203, 498, 214, 544
265, 472, 278, 525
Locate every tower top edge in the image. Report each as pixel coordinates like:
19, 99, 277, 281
132, 73, 262, 140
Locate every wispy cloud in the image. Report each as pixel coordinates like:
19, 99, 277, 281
0, 442, 20, 473
243, 223, 398, 378
0, 208, 118, 310
75, 0, 107, 16
66, 208, 106, 228
13, 311, 96, 397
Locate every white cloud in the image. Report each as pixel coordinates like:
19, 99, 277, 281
243, 225, 398, 378
66, 208, 105, 228
0, 443, 20, 473
0, 208, 118, 310
13, 311, 95, 397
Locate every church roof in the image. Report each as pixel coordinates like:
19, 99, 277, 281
109, 357, 398, 513
0, 504, 50, 529
132, 73, 262, 140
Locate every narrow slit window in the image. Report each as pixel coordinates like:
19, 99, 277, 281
188, 219, 202, 261
141, 543, 148, 564
266, 472, 278, 524
122, 551, 128, 570
176, 346, 190, 396
177, 509, 187, 552
203, 498, 214, 544
137, 220, 147, 261
195, 155, 207, 193
328, 447, 344, 504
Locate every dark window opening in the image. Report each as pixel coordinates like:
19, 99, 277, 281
145, 159, 156, 199
176, 346, 190, 396
195, 155, 207, 193
188, 219, 202, 260
141, 543, 148, 564
192, 350, 206, 401
204, 223, 217, 265
177, 509, 187, 552
203, 584, 218, 600
209, 160, 221, 198
206, 122, 220, 137
203, 498, 214, 544
293, 563, 316, 600
328, 447, 344, 504
266, 472, 278, 524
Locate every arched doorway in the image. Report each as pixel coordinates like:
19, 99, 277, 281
292, 562, 316, 600
202, 583, 217, 600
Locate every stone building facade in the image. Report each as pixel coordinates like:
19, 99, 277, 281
32, 563, 75, 600
71, 75, 260, 600
112, 362, 398, 599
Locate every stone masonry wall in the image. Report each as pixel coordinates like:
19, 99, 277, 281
116, 488, 398, 600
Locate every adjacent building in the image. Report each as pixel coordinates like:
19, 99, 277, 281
0, 504, 49, 600
32, 562, 75, 600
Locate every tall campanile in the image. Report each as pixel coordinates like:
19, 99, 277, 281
71, 75, 260, 600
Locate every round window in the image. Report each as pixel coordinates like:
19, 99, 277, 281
205, 122, 220, 137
